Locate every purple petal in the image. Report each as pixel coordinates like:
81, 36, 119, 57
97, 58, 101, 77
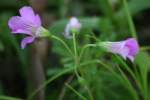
19, 6, 35, 22
34, 14, 41, 26
19, 6, 41, 27
21, 36, 35, 49
8, 16, 33, 35
125, 38, 139, 56
119, 47, 129, 60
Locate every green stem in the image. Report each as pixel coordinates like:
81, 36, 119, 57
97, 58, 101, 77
28, 60, 101, 100
115, 55, 142, 95
73, 33, 77, 60
123, 0, 137, 39
51, 35, 74, 57
72, 33, 80, 79
65, 83, 87, 100
140, 46, 150, 51
116, 66, 139, 100
96, 60, 139, 100
0, 96, 22, 100
85, 86, 94, 100
27, 68, 73, 100
79, 44, 96, 61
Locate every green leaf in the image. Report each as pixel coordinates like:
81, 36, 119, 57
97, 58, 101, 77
117, 0, 150, 17
135, 51, 150, 100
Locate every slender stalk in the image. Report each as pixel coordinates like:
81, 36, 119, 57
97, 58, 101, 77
79, 44, 96, 61
140, 46, 150, 51
28, 60, 98, 100
115, 56, 136, 81
123, 0, 137, 39
65, 83, 87, 100
81, 59, 139, 100
85, 86, 94, 100
73, 33, 77, 60
116, 66, 139, 100
72, 33, 80, 79
72, 33, 95, 100
0, 96, 22, 100
51, 35, 74, 57
27, 68, 73, 100
58, 75, 74, 100
115, 55, 142, 96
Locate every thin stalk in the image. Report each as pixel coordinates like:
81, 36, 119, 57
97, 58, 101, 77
27, 68, 73, 100
72, 33, 95, 100
115, 55, 142, 96
140, 46, 150, 51
85, 86, 94, 100
0, 96, 22, 100
81, 59, 139, 100
72, 33, 80, 79
116, 66, 139, 100
115, 55, 135, 76
65, 83, 87, 100
51, 35, 74, 57
28, 60, 99, 100
79, 44, 96, 61
123, 0, 137, 39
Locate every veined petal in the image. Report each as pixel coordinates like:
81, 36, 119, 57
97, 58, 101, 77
21, 36, 35, 49
8, 16, 33, 35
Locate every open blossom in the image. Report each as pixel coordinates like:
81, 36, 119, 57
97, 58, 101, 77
64, 17, 81, 38
99, 38, 139, 61
8, 6, 49, 49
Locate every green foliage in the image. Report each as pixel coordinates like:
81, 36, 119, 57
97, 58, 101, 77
0, 0, 150, 100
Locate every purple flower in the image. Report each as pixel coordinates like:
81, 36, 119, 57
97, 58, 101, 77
64, 17, 81, 38
8, 6, 49, 49
99, 38, 139, 61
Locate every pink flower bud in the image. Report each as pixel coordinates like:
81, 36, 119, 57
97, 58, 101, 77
64, 17, 81, 38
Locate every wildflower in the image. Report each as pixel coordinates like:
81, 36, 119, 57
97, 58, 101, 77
98, 38, 139, 61
64, 17, 81, 38
8, 6, 49, 49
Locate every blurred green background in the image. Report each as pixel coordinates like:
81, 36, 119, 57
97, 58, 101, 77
0, 0, 150, 100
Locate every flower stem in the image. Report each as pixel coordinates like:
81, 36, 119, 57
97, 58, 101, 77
65, 83, 87, 100
72, 33, 80, 79
140, 46, 150, 51
51, 35, 74, 57
79, 44, 96, 61
0, 96, 22, 100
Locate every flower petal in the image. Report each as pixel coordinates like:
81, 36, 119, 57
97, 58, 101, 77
119, 47, 129, 60
64, 24, 72, 39
21, 36, 35, 49
19, 6, 35, 22
125, 38, 139, 56
127, 55, 134, 62
8, 16, 33, 35
34, 14, 41, 27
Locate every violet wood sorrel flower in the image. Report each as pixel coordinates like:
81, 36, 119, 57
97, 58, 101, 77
8, 6, 50, 49
98, 38, 139, 61
64, 17, 81, 38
